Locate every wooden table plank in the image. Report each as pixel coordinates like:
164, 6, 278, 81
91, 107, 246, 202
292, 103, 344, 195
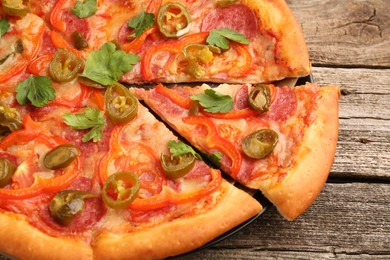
311, 67, 390, 179
178, 183, 390, 259
287, 0, 390, 68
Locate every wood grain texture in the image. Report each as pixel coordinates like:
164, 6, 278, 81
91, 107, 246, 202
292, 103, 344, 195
287, 0, 390, 68
311, 67, 390, 179
178, 183, 390, 259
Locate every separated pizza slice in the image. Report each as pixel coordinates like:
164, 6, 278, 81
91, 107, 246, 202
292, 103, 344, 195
0, 83, 262, 259
98, 0, 311, 84
133, 82, 339, 220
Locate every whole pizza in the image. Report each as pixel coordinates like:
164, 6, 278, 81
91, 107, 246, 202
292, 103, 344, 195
0, 0, 339, 259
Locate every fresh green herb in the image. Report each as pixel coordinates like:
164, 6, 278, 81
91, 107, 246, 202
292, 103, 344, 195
15, 75, 55, 107
206, 28, 250, 50
72, 0, 98, 18
168, 140, 202, 160
128, 9, 155, 37
63, 108, 105, 142
80, 42, 139, 86
0, 18, 10, 37
207, 151, 222, 167
190, 89, 233, 113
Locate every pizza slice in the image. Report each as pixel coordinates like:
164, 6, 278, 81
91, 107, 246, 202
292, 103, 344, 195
99, 0, 311, 84
133, 82, 339, 220
0, 83, 262, 259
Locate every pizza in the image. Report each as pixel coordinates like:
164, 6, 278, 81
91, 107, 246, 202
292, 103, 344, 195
0, 0, 338, 259
133, 82, 340, 220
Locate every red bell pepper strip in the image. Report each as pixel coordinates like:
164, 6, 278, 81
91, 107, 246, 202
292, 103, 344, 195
141, 32, 209, 80
27, 53, 54, 76
49, 0, 67, 32
0, 115, 81, 199
122, 27, 157, 53
228, 42, 253, 78
50, 30, 84, 58
182, 116, 242, 178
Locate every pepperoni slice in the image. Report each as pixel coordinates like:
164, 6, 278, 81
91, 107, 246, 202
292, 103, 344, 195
118, 21, 132, 45
201, 4, 258, 39
266, 87, 297, 121
234, 85, 249, 110
62, 10, 90, 40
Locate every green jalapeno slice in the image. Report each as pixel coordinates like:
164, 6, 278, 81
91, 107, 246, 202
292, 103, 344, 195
242, 129, 278, 159
102, 172, 140, 209
72, 31, 89, 50
216, 0, 239, 8
43, 144, 80, 170
104, 83, 138, 124
49, 48, 83, 83
2, 0, 30, 17
248, 84, 271, 113
0, 158, 16, 188
0, 102, 23, 140
161, 153, 195, 179
49, 190, 95, 226
157, 2, 191, 38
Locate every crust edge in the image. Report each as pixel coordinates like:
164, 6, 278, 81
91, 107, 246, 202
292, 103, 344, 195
243, 0, 311, 77
259, 86, 340, 220
0, 212, 93, 260
93, 181, 262, 260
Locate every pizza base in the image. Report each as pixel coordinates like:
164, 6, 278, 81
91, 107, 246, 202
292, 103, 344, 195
0, 212, 93, 260
242, 0, 311, 77
249, 86, 340, 220
0, 181, 261, 259
92, 181, 262, 260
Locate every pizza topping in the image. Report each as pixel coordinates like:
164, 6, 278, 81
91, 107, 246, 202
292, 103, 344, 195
248, 85, 271, 113
161, 153, 195, 180
102, 171, 140, 209
161, 140, 199, 180
183, 44, 214, 64
43, 144, 80, 170
0, 18, 10, 38
267, 86, 297, 121
157, 2, 191, 38
206, 28, 250, 51
216, 0, 240, 8
49, 190, 95, 226
80, 42, 139, 86
63, 108, 105, 142
190, 89, 233, 113
241, 129, 278, 159
0, 102, 23, 140
128, 8, 155, 39
72, 31, 89, 50
15, 75, 56, 107
201, 4, 258, 40
104, 83, 138, 124
71, 0, 97, 19
168, 140, 202, 159
49, 48, 84, 83
2, 0, 30, 17
0, 158, 16, 188
205, 151, 222, 167
78, 76, 104, 89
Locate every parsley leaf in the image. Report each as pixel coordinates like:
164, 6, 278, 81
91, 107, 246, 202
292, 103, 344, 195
206, 28, 250, 50
168, 140, 202, 160
63, 108, 105, 142
80, 42, 139, 86
190, 89, 233, 113
0, 18, 10, 37
72, 0, 98, 18
128, 9, 155, 37
15, 76, 55, 107
207, 152, 222, 167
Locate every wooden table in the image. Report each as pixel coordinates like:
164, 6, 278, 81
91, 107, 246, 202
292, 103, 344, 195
180, 0, 390, 258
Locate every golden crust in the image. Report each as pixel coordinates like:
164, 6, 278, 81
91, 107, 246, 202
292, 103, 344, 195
0, 212, 93, 260
242, 0, 311, 77
258, 86, 340, 220
93, 181, 262, 260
